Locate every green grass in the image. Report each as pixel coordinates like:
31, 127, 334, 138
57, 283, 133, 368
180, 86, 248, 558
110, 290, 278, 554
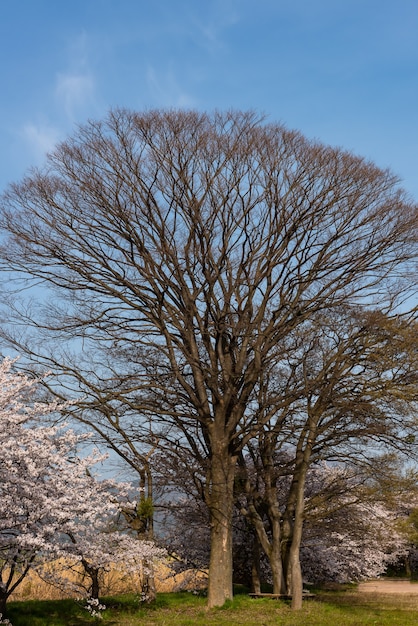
5, 588, 418, 625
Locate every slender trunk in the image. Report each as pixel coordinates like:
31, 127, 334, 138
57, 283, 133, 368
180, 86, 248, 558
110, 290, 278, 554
406, 553, 413, 579
268, 498, 286, 594
141, 461, 156, 601
141, 559, 156, 601
0, 592, 8, 618
0, 552, 35, 618
282, 458, 309, 609
282, 406, 319, 610
238, 450, 286, 595
138, 513, 156, 601
287, 516, 304, 610
90, 569, 100, 600
207, 447, 236, 608
81, 559, 100, 599
123, 464, 156, 602
282, 487, 305, 609
262, 435, 286, 594
244, 507, 285, 594
251, 534, 261, 594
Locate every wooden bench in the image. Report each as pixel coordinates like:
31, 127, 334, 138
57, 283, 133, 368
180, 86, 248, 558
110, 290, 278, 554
249, 592, 315, 599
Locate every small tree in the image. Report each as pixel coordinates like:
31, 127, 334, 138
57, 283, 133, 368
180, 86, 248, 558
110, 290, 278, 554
39, 526, 163, 602
0, 357, 163, 615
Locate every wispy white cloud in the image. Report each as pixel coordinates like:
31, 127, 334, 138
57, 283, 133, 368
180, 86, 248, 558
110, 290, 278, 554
55, 72, 95, 121
19, 32, 99, 167
20, 123, 61, 162
188, 0, 240, 55
54, 31, 97, 120
146, 65, 196, 108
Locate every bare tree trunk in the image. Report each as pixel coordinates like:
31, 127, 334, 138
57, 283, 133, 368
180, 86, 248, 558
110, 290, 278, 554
287, 520, 304, 610
122, 460, 157, 602
238, 448, 286, 595
251, 535, 261, 594
142, 562, 156, 602
81, 559, 100, 599
90, 569, 100, 601
270, 540, 286, 595
267, 495, 286, 595
0, 593, 7, 619
282, 452, 310, 609
207, 448, 236, 608
139, 463, 156, 602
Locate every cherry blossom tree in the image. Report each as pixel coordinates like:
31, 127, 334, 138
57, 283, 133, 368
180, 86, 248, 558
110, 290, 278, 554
0, 357, 163, 616
300, 463, 410, 584
39, 525, 164, 602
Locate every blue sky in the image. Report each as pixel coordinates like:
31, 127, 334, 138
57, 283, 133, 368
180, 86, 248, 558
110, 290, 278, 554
1, 0, 418, 200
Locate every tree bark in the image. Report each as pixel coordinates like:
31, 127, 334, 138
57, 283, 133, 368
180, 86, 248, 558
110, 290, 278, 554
251, 535, 262, 594
0, 593, 7, 619
266, 489, 286, 594
141, 558, 156, 602
270, 540, 286, 595
282, 450, 310, 609
81, 559, 100, 599
287, 522, 304, 610
207, 447, 236, 608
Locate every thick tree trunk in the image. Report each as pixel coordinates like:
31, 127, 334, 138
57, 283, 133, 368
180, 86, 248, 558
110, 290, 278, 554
207, 449, 236, 608
270, 541, 286, 595
287, 534, 303, 610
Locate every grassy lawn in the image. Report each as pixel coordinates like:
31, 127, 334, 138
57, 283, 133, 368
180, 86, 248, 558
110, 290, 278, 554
5, 588, 418, 625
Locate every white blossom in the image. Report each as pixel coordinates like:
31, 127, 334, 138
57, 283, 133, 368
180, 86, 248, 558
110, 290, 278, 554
0, 358, 164, 611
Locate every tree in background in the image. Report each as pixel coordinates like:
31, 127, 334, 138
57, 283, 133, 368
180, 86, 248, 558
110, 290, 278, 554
235, 307, 418, 606
162, 456, 413, 593
300, 462, 412, 584
0, 109, 416, 607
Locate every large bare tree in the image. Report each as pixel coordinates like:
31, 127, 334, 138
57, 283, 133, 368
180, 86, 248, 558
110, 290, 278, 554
0, 109, 416, 607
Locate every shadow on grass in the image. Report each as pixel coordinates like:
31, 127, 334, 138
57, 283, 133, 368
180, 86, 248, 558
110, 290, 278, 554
6, 590, 418, 626
6, 593, 191, 626
7, 598, 97, 626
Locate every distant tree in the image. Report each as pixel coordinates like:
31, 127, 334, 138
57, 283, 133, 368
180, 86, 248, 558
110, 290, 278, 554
394, 505, 418, 578
0, 358, 162, 616
237, 308, 418, 606
300, 463, 410, 584
0, 109, 416, 607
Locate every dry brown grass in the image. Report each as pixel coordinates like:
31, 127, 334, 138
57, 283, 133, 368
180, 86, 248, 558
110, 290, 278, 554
9, 560, 206, 602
